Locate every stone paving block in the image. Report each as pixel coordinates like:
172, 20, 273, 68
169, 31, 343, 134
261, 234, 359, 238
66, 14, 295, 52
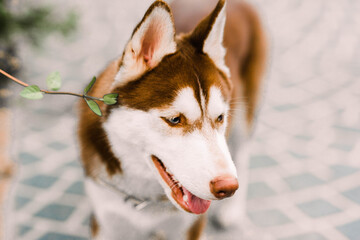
48, 141, 68, 151
247, 181, 276, 199
250, 155, 278, 169
284, 173, 324, 191
337, 219, 360, 240
15, 196, 31, 210
82, 215, 90, 226
35, 203, 75, 221
329, 165, 359, 180
342, 186, 360, 205
65, 160, 82, 168
278, 232, 326, 240
294, 135, 314, 141
18, 152, 40, 165
17, 225, 31, 237
329, 143, 354, 152
38, 232, 87, 240
297, 199, 341, 218
247, 209, 291, 227
273, 104, 298, 112
288, 151, 309, 160
333, 125, 360, 134
65, 181, 85, 195
22, 175, 58, 189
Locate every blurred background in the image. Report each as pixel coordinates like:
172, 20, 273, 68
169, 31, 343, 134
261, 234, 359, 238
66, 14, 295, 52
0, 0, 360, 239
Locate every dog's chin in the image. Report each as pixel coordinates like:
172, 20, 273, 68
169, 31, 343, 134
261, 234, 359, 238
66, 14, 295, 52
151, 155, 211, 215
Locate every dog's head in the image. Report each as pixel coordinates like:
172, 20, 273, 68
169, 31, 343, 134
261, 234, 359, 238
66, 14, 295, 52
104, 0, 238, 214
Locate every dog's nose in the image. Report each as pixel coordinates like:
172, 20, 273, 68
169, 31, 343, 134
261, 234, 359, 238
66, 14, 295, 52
210, 176, 239, 199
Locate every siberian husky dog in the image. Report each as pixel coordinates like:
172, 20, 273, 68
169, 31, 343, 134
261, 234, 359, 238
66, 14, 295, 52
78, 0, 266, 239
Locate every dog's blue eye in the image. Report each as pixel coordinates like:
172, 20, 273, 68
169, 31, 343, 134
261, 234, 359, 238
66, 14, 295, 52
169, 116, 181, 124
217, 114, 224, 122
161, 115, 184, 126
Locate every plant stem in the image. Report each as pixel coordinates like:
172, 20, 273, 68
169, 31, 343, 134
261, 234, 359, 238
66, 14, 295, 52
83, 95, 103, 101
41, 90, 83, 98
0, 69, 29, 87
0, 68, 101, 101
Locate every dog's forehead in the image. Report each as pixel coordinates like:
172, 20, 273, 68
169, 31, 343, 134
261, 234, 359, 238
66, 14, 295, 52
171, 87, 201, 121
207, 86, 227, 117
169, 85, 225, 116
113, 43, 231, 112
171, 86, 227, 118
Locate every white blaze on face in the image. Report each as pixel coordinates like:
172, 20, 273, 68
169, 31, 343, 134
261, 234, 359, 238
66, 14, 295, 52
205, 86, 235, 174
207, 86, 229, 128
104, 86, 237, 202
163, 87, 201, 122
150, 86, 236, 200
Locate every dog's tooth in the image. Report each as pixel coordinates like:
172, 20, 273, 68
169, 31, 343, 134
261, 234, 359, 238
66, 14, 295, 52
183, 194, 188, 203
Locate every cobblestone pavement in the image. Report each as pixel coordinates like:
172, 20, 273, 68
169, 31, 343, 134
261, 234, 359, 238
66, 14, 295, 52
4, 0, 360, 239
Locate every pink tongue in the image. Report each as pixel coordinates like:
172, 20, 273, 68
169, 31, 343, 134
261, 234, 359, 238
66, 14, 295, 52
183, 188, 211, 214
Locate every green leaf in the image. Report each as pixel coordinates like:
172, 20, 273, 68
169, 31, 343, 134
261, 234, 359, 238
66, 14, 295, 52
84, 76, 96, 95
85, 98, 102, 116
20, 85, 44, 100
103, 93, 118, 105
46, 71, 62, 91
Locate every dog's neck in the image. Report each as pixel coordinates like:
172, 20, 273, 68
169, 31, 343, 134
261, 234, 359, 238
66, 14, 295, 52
95, 176, 167, 211
96, 137, 167, 206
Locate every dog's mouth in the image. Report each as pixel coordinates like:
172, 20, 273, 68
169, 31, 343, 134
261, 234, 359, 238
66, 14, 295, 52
151, 155, 211, 214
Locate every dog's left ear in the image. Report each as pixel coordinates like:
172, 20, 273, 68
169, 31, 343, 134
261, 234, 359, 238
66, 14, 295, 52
116, 1, 176, 84
189, 0, 229, 76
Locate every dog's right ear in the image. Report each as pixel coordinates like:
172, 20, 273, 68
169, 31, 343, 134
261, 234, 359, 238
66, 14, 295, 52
115, 1, 176, 85
188, 0, 229, 76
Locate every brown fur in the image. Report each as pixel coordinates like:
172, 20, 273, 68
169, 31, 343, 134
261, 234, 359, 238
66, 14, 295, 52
78, 59, 122, 177
187, 215, 206, 240
78, 1, 237, 176
90, 214, 99, 237
172, 0, 267, 128
112, 42, 231, 112
173, 0, 267, 236
78, 0, 266, 238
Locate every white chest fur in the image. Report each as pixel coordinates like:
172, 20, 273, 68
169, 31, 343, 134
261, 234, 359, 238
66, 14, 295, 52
85, 177, 197, 240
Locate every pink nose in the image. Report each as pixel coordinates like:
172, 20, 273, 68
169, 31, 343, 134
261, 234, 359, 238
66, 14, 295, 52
210, 176, 239, 199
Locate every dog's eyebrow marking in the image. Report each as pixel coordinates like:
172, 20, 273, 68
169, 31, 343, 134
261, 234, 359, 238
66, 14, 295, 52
207, 86, 227, 119
172, 87, 201, 122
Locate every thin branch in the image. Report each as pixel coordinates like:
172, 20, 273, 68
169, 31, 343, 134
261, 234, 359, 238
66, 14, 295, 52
41, 90, 83, 98
0, 68, 98, 100
0, 68, 117, 116
0, 69, 29, 87
81, 95, 103, 101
